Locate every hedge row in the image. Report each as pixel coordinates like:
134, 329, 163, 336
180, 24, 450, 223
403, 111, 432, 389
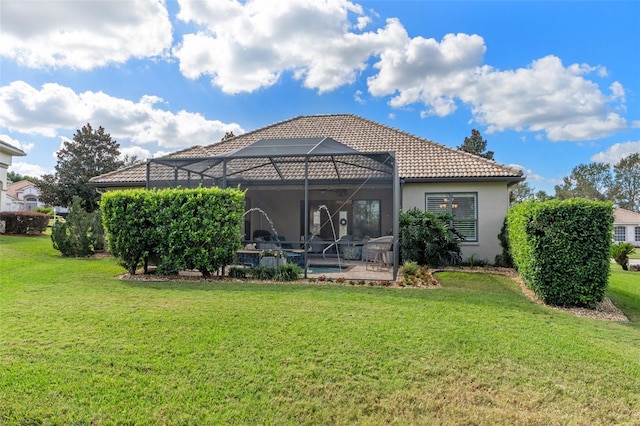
0, 211, 49, 234
101, 187, 246, 276
507, 198, 613, 308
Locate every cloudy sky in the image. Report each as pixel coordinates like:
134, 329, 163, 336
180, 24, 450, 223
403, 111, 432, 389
1, 0, 638, 193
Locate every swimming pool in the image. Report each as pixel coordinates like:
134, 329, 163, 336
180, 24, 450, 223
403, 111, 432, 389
307, 264, 350, 274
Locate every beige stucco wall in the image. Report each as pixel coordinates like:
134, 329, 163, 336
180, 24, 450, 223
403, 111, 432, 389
402, 181, 510, 263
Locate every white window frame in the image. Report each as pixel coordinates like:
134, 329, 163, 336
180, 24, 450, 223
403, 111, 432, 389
425, 192, 478, 242
635, 226, 640, 242
614, 226, 626, 242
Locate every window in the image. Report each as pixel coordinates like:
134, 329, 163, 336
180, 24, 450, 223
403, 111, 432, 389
426, 192, 477, 242
635, 226, 640, 242
614, 226, 626, 242
352, 200, 381, 238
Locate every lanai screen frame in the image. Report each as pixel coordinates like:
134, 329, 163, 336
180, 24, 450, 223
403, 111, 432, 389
145, 137, 400, 280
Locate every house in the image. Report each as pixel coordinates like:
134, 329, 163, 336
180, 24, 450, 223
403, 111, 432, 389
5, 180, 45, 212
0, 139, 26, 213
614, 208, 640, 247
90, 114, 525, 276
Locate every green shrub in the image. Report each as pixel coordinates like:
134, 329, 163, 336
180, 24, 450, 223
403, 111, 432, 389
494, 217, 514, 267
0, 211, 49, 234
228, 266, 248, 279
51, 197, 100, 257
154, 187, 245, 277
274, 264, 301, 281
102, 187, 245, 276
402, 260, 419, 276
35, 207, 53, 215
611, 242, 636, 271
101, 189, 159, 274
507, 199, 613, 308
250, 265, 276, 280
399, 208, 463, 267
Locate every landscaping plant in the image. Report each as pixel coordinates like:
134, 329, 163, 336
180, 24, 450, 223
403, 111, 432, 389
611, 242, 636, 271
0, 211, 49, 235
399, 208, 464, 267
51, 196, 102, 257
507, 199, 613, 307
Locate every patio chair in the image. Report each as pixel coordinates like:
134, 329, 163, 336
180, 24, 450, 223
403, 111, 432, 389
363, 236, 393, 270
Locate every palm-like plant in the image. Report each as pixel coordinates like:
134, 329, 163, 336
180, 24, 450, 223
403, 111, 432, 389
611, 242, 636, 271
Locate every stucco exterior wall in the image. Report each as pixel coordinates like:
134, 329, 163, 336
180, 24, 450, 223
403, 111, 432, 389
401, 181, 510, 263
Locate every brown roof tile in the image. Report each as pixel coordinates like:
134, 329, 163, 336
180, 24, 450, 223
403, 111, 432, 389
90, 114, 524, 185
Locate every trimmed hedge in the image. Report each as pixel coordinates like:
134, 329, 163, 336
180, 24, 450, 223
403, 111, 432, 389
507, 199, 613, 308
0, 211, 49, 235
101, 187, 246, 276
100, 189, 159, 274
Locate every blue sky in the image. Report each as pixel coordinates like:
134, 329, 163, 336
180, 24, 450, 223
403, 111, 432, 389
1, 0, 639, 194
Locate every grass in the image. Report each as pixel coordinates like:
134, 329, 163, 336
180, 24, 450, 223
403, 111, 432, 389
2, 234, 640, 424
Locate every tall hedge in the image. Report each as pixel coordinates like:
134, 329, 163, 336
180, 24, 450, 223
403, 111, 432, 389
101, 189, 159, 274
101, 187, 245, 276
154, 187, 245, 277
507, 199, 613, 308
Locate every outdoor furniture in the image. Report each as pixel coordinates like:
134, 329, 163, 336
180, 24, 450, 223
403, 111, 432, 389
363, 236, 393, 270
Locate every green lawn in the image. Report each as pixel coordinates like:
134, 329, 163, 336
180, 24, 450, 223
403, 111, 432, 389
2, 234, 640, 425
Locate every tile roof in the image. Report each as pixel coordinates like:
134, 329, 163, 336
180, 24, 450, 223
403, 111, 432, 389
6, 180, 36, 199
615, 207, 640, 224
90, 114, 524, 185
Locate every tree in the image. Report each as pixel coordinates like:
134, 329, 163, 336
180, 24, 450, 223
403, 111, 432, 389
36, 124, 124, 212
509, 181, 535, 205
7, 171, 37, 184
534, 190, 553, 202
611, 152, 640, 211
458, 129, 494, 160
554, 162, 612, 201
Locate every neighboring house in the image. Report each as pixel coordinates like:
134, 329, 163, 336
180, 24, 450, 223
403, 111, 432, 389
0, 139, 26, 213
5, 180, 45, 212
90, 114, 524, 275
614, 208, 640, 247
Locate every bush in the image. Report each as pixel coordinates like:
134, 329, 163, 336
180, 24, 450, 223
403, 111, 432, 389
102, 187, 245, 276
611, 242, 636, 271
402, 260, 419, 276
399, 208, 463, 267
228, 266, 248, 279
250, 265, 276, 280
274, 264, 301, 281
101, 189, 159, 274
0, 211, 49, 234
51, 197, 101, 257
494, 217, 514, 267
35, 207, 53, 215
507, 199, 613, 308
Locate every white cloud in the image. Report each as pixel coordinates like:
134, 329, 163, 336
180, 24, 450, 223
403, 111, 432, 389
0, 81, 245, 149
120, 146, 152, 162
460, 56, 628, 141
173, 0, 398, 94
8, 162, 50, 178
0, 134, 32, 152
591, 141, 640, 164
0, 0, 173, 70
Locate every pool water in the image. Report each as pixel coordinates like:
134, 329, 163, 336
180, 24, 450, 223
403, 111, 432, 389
307, 265, 349, 274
